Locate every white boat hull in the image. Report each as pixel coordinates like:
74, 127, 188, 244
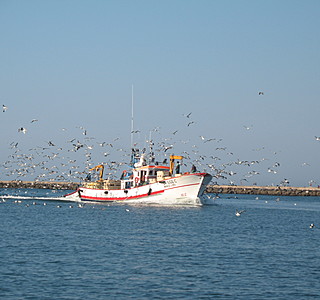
75, 172, 212, 206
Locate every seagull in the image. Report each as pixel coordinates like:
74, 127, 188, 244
164, 145, 173, 152
235, 209, 246, 217
258, 91, 264, 95
2, 104, 8, 112
315, 136, 320, 141
310, 223, 315, 229
204, 138, 215, 143
31, 119, 38, 123
18, 127, 27, 134
183, 112, 192, 118
187, 121, 195, 127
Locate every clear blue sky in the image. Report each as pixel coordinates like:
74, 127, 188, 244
1, 0, 320, 186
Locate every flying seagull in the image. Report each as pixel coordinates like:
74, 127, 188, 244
2, 104, 8, 112
18, 127, 27, 134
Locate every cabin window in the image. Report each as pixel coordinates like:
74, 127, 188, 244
141, 170, 147, 182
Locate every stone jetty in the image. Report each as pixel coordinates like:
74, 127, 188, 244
0, 180, 78, 190
206, 185, 320, 197
1, 181, 320, 196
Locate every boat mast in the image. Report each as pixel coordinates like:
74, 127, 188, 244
131, 84, 134, 148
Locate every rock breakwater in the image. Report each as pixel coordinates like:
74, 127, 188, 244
0, 180, 78, 190
206, 185, 320, 196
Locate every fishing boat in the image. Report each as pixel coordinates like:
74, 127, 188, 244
66, 147, 212, 206
65, 87, 212, 205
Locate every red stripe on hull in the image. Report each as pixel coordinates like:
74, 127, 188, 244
80, 189, 165, 202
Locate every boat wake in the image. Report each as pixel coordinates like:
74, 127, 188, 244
0, 194, 81, 202
119, 196, 204, 206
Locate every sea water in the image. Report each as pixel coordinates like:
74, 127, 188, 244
1, 189, 320, 299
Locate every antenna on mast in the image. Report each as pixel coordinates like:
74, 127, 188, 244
131, 84, 134, 148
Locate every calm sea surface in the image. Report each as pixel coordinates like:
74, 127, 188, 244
1, 188, 320, 299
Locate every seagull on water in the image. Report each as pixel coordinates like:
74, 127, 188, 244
235, 209, 246, 217
310, 223, 315, 229
2, 104, 8, 112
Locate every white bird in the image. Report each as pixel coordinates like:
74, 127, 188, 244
258, 91, 264, 95
183, 112, 192, 118
315, 136, 320, 141
31, 119, 38, 123
18, 127, 27, 134
2, 104, 8, 112
310, 223, 315, 229
235, 209, 245, 217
